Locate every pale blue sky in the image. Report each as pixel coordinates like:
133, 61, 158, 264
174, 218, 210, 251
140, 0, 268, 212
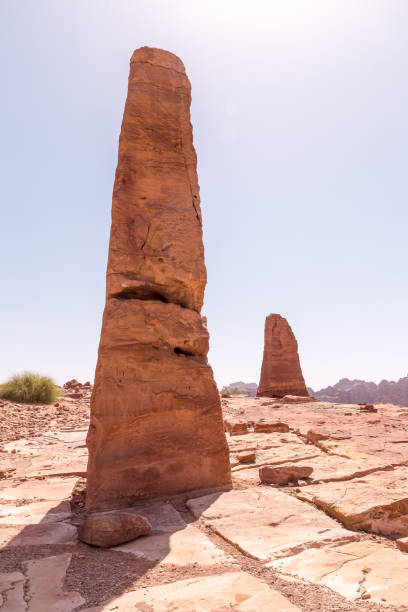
1, 1, 407, 390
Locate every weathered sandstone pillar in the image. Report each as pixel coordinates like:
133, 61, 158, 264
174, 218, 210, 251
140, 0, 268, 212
86, 47, 231, 510
257, 314, 309, 398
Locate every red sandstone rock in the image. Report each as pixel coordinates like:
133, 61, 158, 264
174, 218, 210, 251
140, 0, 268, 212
236, 452, 256, 463
359, 404, 377, 413
86, 47, 231, 510
253, 420, 289, 433
281, 395, 315, 404
257, 314, 309, 399
397, 537, 408, 552
224, 419, 250, 436
259, 465, 313, 485
78, 511, 151, 547
63, 379, 79, 390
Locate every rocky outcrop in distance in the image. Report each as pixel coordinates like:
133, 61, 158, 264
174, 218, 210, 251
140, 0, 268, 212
86, 46, 231, 511
257, 314, 308, 398
309, 376, 408, 407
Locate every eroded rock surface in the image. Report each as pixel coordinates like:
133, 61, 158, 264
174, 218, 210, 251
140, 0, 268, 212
188, 489, 360, 562
257, 314, 309, 398
223, 396, 408, 545
23, 553, 85, 611
115, 501, 232, 566
82, 571, 300, 612
270, 540, 408, 606
86, 47, 231, 510
296, 468, 408, 537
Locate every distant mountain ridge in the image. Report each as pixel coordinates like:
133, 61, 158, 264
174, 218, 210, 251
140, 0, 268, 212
308, 376, 408, 407
226, 376, 408, 406
226, 382, 258, 397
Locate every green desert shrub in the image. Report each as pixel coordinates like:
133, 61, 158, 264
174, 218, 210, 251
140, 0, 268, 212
0, 372, 59, 404
220, 386, 231, 398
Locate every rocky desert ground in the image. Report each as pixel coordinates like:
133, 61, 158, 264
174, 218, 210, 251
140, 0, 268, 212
1, 385, 408, 611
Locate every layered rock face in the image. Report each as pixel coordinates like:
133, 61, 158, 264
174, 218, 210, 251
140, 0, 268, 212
257, 314, 308, 398
86, 47, 231, 510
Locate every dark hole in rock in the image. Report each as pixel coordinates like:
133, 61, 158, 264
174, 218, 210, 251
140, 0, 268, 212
174, 347, 194, 357
113, 287, 169, 302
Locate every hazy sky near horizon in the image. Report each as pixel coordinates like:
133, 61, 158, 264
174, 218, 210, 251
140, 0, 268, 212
1, 0, 407, 390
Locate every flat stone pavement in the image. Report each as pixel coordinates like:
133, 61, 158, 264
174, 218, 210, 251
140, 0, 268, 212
1, 396, 408, 610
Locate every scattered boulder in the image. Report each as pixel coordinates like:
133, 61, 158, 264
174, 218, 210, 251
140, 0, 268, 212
259, 464, 313, 485
253, 420, 289, 433
397, 537, 408, 552
359, 403, 378, 413
78, 511, 151, 547
224, 419, 249, 436
236, 452, 256, 463
281, 395, 315, 403
63, 379, 80, 390
63, 379, 93, 396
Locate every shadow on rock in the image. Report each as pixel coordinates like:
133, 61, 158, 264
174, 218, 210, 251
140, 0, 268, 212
0, 479, 226, 610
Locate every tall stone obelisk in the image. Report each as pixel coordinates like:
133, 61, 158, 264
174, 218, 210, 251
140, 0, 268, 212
257, 314, 309, 398
86, 47, 231, 510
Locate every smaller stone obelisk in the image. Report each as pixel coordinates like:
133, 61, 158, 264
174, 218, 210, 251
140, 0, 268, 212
257, 314, 309, 398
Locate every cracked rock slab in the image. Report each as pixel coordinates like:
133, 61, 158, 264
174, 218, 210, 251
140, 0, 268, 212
0, 571, 25, 611
229, 432, 323, 470
283, 454, 394, 484
117, 523, 232, 566
224, 397, 408, 465
0, 500, 71, 525
296, 467, 408, 537
114, 501, 233, 565
0, 477, 78, 502
187, 489, 359, 562
1, 433, 87, 480
2, 522, 77, 547
82, 570, 300, 611
23, 553, 85, 611
269, 540, 408, 606
0, 554, 84, 611
228, 432, 307, 453
233, 454, 395, 486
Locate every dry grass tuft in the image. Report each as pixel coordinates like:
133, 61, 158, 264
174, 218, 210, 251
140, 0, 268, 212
0, 372, 59, 404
